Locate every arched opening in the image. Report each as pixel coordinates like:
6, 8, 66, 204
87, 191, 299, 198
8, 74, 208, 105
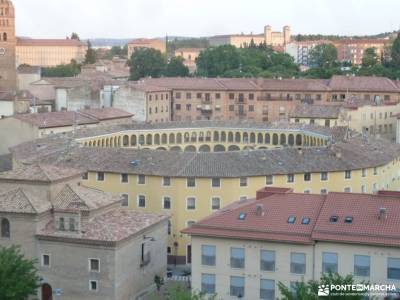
184, 145, 196, 152
199, 145, 211, 152
176, 133, 182, 144
258, 146, 268, 149
288, 134, 294, 146
235, 132, 241, 143
258, 133, 263, 144
206, 131, 212, 142
213, 131, 219, 142
265, 133, 271, 144
156, 147, 167, 151
184, 133, 190, 143
139, 135, 145, 146
169, 133, 175, 144
272, 133, 279, 145
161, 133, 167, 144
3, 32, 7, 42
146, 134, 152, 145
123, 135, 129, 146
1, 218, 10, 238
214, 144, 226, 152
221, 131, 227, 142
170, 146, 182, 152
191, 132, 197, 142
154, 134, 160, 145
198, 132, 204, 142
131, 135, 137, 146
106, 138, 110, 147
250, 133, 256, 143
41, 283, 52, 300
280, 134, 286, 145
243, 132, 249, 143
228, 132, 234, 142
243, 146, 254, 150
228, 145, 240, 151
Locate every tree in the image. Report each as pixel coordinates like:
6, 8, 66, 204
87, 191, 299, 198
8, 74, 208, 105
391, 33, 400, 68
128, 48, 167, 80
196, 45, 240, 77
165, 57, 190, 77
154, 275, 164, 292
0, 246, 40, 300
70, 32, 80, 41
41, 59, 81, 77
362, 47, 378, 67
309, 43, 338, 68
84, 40, 97, 65
165, 284, 216, 300
278, 271, 368, 300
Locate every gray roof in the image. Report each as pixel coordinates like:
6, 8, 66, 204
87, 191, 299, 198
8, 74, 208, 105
291, 104, 342, 119
0, 188, 51, 214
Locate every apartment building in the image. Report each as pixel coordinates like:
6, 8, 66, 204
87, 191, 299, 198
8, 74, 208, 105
285, 40, 331, 66
174, 48, 203, 73
289, 104, 342, 127
183, 187, 400, 299
334, 39, 389, 65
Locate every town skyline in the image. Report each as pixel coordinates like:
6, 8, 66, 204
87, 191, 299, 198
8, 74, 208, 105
12, 0, 400, 39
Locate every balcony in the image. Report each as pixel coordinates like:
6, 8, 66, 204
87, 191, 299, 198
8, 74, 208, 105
235, 98, 247, 104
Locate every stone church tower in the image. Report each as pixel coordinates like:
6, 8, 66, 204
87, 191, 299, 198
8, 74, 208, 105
0, 0, 17, 91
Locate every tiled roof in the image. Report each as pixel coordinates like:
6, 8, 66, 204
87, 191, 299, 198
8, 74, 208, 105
17, 65, 41, 74
128, 38, 164, 45
78, 108, 133, 121
0, 163, 83, 183
38, 209, 168, 244
291, 104, 342, 119
9, 122, 400, 178
0, 187, 52, 214
183, 188, 400, 247
14, 111, 98, 128
17, 38, 87, 47
328, 75, 399, 92
53, 184, 121, 211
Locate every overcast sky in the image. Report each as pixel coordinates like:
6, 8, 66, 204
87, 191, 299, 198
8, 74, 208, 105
12, 0, 400, 39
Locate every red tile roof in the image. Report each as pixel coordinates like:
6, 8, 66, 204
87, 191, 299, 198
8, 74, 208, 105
183, 188, 400, 247
17, 38, 87, 47
78, 108, 133, 121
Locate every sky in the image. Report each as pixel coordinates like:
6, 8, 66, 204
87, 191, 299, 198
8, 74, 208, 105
12, 0, 400, 39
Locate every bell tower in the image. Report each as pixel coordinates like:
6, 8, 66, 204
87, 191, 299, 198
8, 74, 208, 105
0, 0, 17, 91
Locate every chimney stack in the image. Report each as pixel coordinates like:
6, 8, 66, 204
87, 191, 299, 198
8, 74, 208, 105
255, 204, 265, 216
379, 207, 387, 220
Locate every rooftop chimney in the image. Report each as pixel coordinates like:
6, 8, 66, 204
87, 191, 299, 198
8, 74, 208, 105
379, 207, 387, 220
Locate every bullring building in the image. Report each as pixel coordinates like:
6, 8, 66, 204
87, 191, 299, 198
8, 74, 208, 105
11, 121, 400, 264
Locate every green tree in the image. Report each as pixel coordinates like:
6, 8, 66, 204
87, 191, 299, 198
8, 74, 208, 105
0, 246, 40, 300
362, 47, 378, 67
163, 284, 216, 300
309, 43, 338, 68
41, 59, 81, 77
84, 40, 97, 64
196, 45, 240, 77
128, 48, 167, 80
165, 56, 190, 77
70, 32, 80, 40
391, 33, 400, 68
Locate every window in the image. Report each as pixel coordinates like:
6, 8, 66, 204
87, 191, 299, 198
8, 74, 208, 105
229, 93, 235, 100
163, 197, 171, 209
69, 218, 75, 231
288, 216, 296, 224
82, 172, 88, 180
201, 245, 216, 266
201, 274, 216, 294
362, 168, 367, 177
354, 255, 370, 277
304, 173, 311, 181
229, 105, 234, 111
260, 250, 275, 271
230, 247, 245, 268
260, 279, 275, 300
121, 194, 129, 207
249, 93, 254, 100
187, 177, 196, 187
291, 252, 306, 274
329, 215, 339, 223
287, 174, 294, 183
197, 93, 202, 99
121, 173, 128, 183
266, 175, 273, 185
175, 104, 181, 110
361, 185, 367, 193
59, 217, 65, 231
344, 187, 351, 193
187, 220, 196, 227
89, 258, 100, 272
186, 92, 192, 99
89, 280, 98, 291
186, 104, 191, 111
211, 197, 221, 210
321, 172, 328, 181
1, 218, 10, 238
138, 174, 146, 184
373, 167, 378, 175
344, 216, 353, 223
239, 177, 247, 187
215, 93, 221, 99
97, 172, 104, 181
322, 252, 338, 273
230, 276, 245, 297
187, 197, 196, 210
168, 220, 171, 235
321, 188, 328, 194
137, 195, 146, 208
163, 176, 171, 186
388, 258, 400, 280
301, 217, 310, 225
345, 170, 352, 179
42, 254, 50, 267
249, 105, 254, 112
175, 92, 181, 99
212, 178, 220, 188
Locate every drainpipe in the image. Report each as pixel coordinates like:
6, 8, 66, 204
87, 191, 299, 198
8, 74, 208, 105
312, 241, 317, 281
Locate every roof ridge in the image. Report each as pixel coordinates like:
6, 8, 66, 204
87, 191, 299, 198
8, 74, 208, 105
37, 163, 52, 181
13, 188, 38, 213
